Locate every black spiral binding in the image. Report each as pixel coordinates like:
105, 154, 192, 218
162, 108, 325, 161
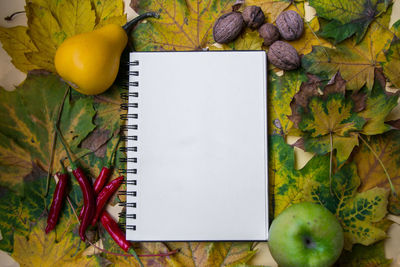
118, 60, 140, 232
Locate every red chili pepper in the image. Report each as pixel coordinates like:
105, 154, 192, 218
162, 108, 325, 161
93, 167, 112, 194
92, 176, 124, 225
100, 211, 131, 252
93, 138, 120, 194
72, 166, 96, 241
45, 163, 68, 234
58, 128, 95, 241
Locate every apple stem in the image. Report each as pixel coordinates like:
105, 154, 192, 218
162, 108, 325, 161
122, 12, 160, 33
359, 135, 396, 196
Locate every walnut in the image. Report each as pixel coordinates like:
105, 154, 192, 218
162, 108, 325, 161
275, 10, 304, 41
242, 6, 265, 29
258, 23, 280, 46
267, 41, 300, 70
213, 12, 245, 44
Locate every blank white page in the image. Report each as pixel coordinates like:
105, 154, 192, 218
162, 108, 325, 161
126, 51, 268, 241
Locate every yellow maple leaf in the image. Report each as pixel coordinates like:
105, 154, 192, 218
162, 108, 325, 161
11, 219, 101, 266
0, 0, 126, 74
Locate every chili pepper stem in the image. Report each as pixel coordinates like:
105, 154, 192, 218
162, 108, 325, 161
45, 87, 70, 197
56, 127, 77, 170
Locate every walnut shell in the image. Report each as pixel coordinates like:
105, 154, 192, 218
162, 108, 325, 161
275, 10, 304, 41
213, 12, 245, 44
267, 41, 300, 70
242, 6, 265, 29
258, 23, 280, 46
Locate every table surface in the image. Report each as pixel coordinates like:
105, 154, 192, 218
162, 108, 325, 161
0, 0, 399, 266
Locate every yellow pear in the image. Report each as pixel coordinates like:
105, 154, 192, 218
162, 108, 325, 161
55, 24, 127, 95
54, 12, 159, 95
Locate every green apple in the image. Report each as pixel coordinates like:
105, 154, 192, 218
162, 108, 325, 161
268, 202, 344, 267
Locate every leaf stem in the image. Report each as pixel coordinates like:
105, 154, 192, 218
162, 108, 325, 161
45, 87, 70, 197
359, 135, 396, 195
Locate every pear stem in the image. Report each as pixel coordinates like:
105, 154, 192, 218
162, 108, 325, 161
122, 12, 160, 32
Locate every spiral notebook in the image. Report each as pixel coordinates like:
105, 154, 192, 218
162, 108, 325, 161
123, 51, 268, 241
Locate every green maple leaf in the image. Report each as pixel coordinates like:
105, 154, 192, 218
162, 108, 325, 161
302, 9, 393, 91
309, 0, 388, 43
270, 136, 390, 250
381, 20, 400, 88
358, 81, 399, 135
299, 93, 366, 166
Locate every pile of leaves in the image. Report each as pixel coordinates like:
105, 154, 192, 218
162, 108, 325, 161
0, 0, 399, 266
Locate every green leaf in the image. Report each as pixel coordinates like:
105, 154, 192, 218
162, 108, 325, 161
354, 131, 400, 215
318, 19, 366, 44
337, 241, 392, 266
382, 20, 400, 88
132, 0, 236, 51
358, 81, 399, 135
269, 136, 389, 249
268, 70, 307, 135
306, 163, 389, 250
299, 93, 365, 166
0, 73, 96, 191
0, 187, 25, 253
302, 10, 393, 91
309, 0, 387, 43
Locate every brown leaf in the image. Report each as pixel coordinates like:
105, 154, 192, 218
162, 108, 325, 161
129, 0, 139, 12
351, 91, 368, 113
288, 74, 321, 127
81, 128, 110, 158
387, 119, 400, 129
375, 68, 387, 89
291, 137, 305, 150
323, 71, 346, 97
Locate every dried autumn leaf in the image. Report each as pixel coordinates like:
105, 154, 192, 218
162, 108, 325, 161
269, 135, 389, 249
298, 93, 366, 166
309, 0, 387, 43
354, 131, 400, 215
166, 242, 256, 266
268, 70, 307, 135
302, 10, 393, 91
11, 219, 101, 266
132, 0, 236, 51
